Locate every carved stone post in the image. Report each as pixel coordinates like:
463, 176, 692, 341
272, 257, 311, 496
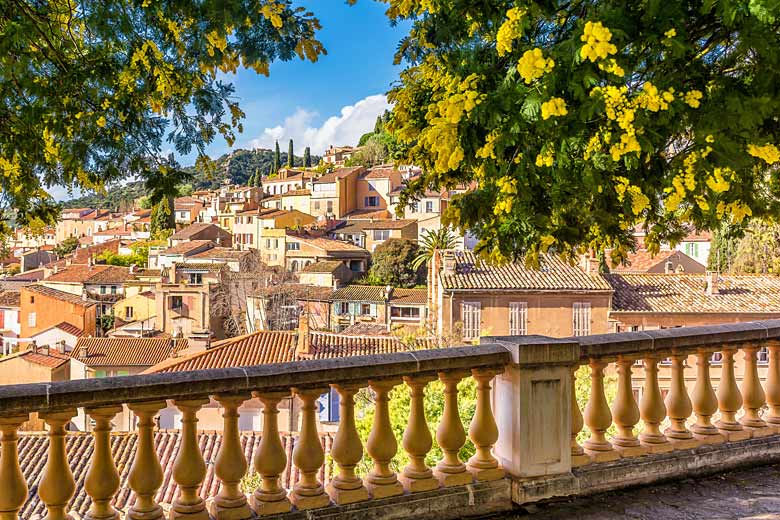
741, 344, 771, 436
766, 340, 780, 430
399, 375, 439, 492
127, 401, 167, 520
434, 371, 472, 486
84, 406, 123, 520
251, 392, 292, 515
170, 399, 209, 520
289, 387, 330, 510
209, 394, 252, 520
716, 347, 750, 441
610, 356, 646, 457
364, 379, 404, 498
39, 410, 77, 520
583, 358, 620, 462
664, 352, 698, 449
327, 383, 369, 504
467, 368, 504, 481
0, 415, 29, 520
691, 348, 724, 443
570, 366, 590, 466
639, 355, 672, 453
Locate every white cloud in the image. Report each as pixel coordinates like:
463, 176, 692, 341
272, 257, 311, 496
248, 94, 391, 155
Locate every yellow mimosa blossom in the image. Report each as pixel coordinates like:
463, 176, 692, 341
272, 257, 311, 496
96, 116, 107, 128
541, 97, 567, 120
496, 7, 526, 56
747, 143, 780, 164
684, 90, 703, 108
580, 21, 617, 62
517, 48, 554, 84
664, 28, 677, 38
535, 148, 554, 167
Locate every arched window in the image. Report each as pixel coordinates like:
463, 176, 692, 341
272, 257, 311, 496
290, 260, 299, 272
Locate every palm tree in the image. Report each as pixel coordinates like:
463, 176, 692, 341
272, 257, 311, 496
412, 227, 457, 270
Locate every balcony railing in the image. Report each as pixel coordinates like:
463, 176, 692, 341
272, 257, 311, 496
2, 320, 780, 519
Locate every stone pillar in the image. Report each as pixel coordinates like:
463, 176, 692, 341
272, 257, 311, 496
251, 391, 291, 516
127, 401, 167, 520
691, 349, 724, 443
467, 368, 504, 481
39, 410, 77, 520
490, 337, 580, 479
639, 355, 672, 453
289, 387, 330, 510
84, 406, 123, 520
210, 394, 252, 520
0, 415, 29, 520
664, 352, 698, 449
399, 375, 439, 492
170, 399, 209, 520
434, 371, 472, 487
716, 347, 750, 441
766, 340, 780, 430
364, 379, 404, 498
583, 358, 620, 462
610, 356, 646, 457
570, 366, 590, 467
326, 383, 369, 504
740, 344, 770, 436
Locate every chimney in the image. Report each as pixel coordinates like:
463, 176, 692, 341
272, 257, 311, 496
57, 340, 67, 354
79, 344, 88, 359
30, 340, 38, 354
53, 265, 59, 274
665, 260, 674, 274
296, 312, 311, 357
442, 251, 456, 276
384, 285, 394, 302
706, 271, 720, 295
41, 343, 49, 357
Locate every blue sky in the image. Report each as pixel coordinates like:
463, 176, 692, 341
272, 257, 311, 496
200, 0, 409, 161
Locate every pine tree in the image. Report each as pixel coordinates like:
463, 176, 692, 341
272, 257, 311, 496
287, 139, 294, 168
150, 195, 175, 239
304, 146, 311, 167
273, 141, 281, 173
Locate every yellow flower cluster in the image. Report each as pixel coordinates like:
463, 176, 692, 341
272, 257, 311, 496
580, 21, 617, 62
684, 90, 703, 108
747, 143, 780, 164
535, 148, 554, 167
476, 131, 500, 159
496, 7, 526, 56
494, 176, 518, 215
613, 177, 650, 216
664, 28, 677, 38
517, 48, 554, 84
636, 83, 675, 112
716, 201, 752, 223
259, 1, 285, 29
541, 97, 567, 120
706, 167, 732, 193
597, 58, 624, 77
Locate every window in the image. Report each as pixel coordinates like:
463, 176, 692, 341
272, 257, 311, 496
30, 296, 34, 304
125, 306, 134, 319
373, 229, 390, 241
28, 312, 36, 327
338, 302, 349, 314
462, 302, 481, 340
100, 286, 107, 294
170, 296, 183, 311
409, 202, 419, 213
759, 346, 769, 365
425, 201, 434, 213
685, 242, 700, 258
327, 201, 334, 213
286, 242, 300, 251
711, 352, 723, 364
360, 303, 372, 315
111, 286, 117, 295
365, 196, 379, 207
314, 201, 321, 210
509, 302, 528, 336
390, 306, 421, 319
572, 302, 591, 336
189, 273, 203, 284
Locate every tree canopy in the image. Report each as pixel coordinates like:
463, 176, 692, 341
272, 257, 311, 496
384, 0, 780, 265
1, 0, 325, 232
366, 238, 422, 287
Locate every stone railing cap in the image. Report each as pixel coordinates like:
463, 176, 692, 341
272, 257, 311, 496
481, 335, 580, 366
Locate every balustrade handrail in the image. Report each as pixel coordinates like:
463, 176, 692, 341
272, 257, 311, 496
575, 319, 780, 359
0, 344, 511, 417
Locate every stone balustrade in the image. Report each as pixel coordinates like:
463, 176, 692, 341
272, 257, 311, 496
4, 321, 780, 519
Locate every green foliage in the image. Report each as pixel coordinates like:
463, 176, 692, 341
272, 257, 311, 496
712, 220, 780, 274
304, 146, 311, 167
239, 471, 263, 495
150, 195, 174, 239
287, 139, 294, 168
54, 236, 80, 257
5, 264, 20, 276
412, 228, 458, 270
138, 196, 153, 210
99, 242, 149, 267
273, 141, 281, 173
348, 110, 402, 166
0, 0, 325, 231
384, 0, 780, 266
575, 365, 618, 444
367, 238, 421, 288
99, 314, 115, 333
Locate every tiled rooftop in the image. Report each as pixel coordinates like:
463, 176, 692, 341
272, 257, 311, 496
45, 265, 131, 284
24, 284, 96, 307
161, 240, 215, 255
71, 337, 189, 367
331, 285, 387, 302
190, 247, 250, 260
301, 260, 344, 273
610, 249, 705, 274
0, 290, 20, 307
287, 236, 369, 255
170, 223, 226, 240
361, 219, 416, 230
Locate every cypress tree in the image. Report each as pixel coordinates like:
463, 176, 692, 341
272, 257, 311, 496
255, 167, 262, 188
273, 141, 281, 173
304, 146, 311, 167
150, 195, 174, 239
287, 139, 294, 168
247, 171, 256, 187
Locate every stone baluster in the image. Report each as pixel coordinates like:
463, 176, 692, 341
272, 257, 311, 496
583, 358, 619, 461
610, 356, 646, 457
251, 392, 291, 515
638, 355, 672, 452
399, 375, 439, 492
691, 348, 724, 443
127, 401, 167, 520
84, 406, 123, 520
210, 394, 252, 520
741, 343, 770, 436
170, 399, 209, 520
766, 340, 780, 430
0, 415, 28, 520
365, 379, 404, 498
570, 366, 590, 466
39, 410, 77, 520
664, 352, 698, 449
289, 387, 330, 510
716, 347, 749, 441
434, 371, 472, 486
327, 384, 369, 504
467, 368, 504, 481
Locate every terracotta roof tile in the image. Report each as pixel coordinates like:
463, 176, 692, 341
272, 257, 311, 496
330, 285, 386, 302
190, 247, 250, 260
607, 273, 780, 313
170, 223, 227, 240
314, 166, 363, 183
253, 283, 333, 301
287, 236, 369, 255
610, 249, 705, 274
45, 265, 131, 284
441, 251, 612, 291
391, 288, 427, 305
71, 337, 188, 367
5, 348, 71, 368
339, 322, 391, 336
0, 290, 20, 307
54, 322, 85, 337
162, 240, 215, 255
24, 285, 96, 307
301, 260, 344, 273
360, 219, 416, 230
343, 209, 392, 220
6, 268, 45, 281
